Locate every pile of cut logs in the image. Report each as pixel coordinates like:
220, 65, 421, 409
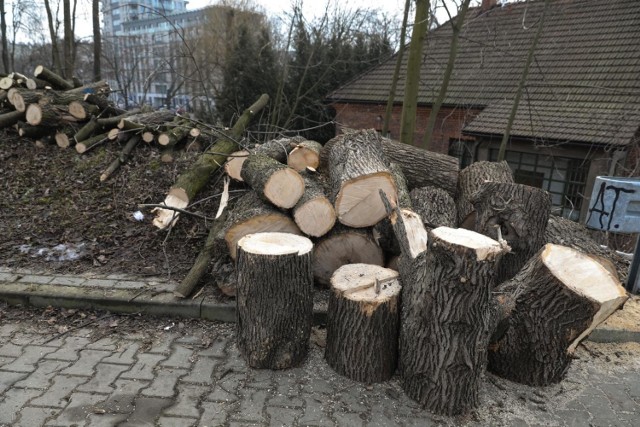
0, 67, 213, 181
174, 128, 629, 416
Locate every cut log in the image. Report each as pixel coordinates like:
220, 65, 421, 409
74, 117, 99, 143
325, 264, 401, 383
83, 93, 125, 116
410, 186, 457, 229
313, 225, 385, 287
26, 103, 68, 127
158, 119, 191, 147
236, 232, 313, 369
293, 171, 336, 237
9, 89, 41, 112
0, 76, 14, 90
95, 109, 142, 127
107, 128, 120, 141
17, 122, 52, 139
142, 131, 155, 143
223, 191, 302, 260
329, 129, 397, 227
33, 65, 74, 90
100, 135, 141, 182
68, 101, 99, 120
488, 243, 628, 386
225, 137, 298, 182
472, 182, 551, 283
545, 215, 630, 282
0, 110, 25, 128
153, 94, 269, 229
55, 132, 72, 148
457, 160, 514, 228
241, 154, 305, 209
65, 79, 110, 96
287, 139, 323, 171
75, 132, 109, 154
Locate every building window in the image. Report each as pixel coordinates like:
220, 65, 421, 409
448, 138, 474, 169
489, 149, 590, 221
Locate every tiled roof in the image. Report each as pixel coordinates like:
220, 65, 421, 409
328, 0, 640, 147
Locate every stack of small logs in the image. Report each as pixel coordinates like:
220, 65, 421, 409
0, 66, 215, 181
193, 128, 629, 417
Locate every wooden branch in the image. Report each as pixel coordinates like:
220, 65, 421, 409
100, 135, 141, 181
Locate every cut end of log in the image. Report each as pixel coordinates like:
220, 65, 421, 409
293, 198, 336, 238
264, 168, 305, 209
238, 232, 313, 256
431, 226, 510, 261
68, 101, 87, 120
142, 132, 155, 143
34, 65, 45, 76
55, 132, 71, 148
152, 190, 189, 229
391, 208, 429, 259
331, 264, 401, 305
226, 214, 302, 260
336, 173, 397, 228
25, 104, 42, 126
224, 150, 248, 182
542, 244, 629, 352
107, 128, 120, 140
288, 145, 320, 171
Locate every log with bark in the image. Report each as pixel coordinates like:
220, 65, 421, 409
409, 186, 457, 229
0, 110, 25, 128
158, 119, 192, 147
292, 170, 336, 237
33, 65, 74, 90
325, 264, 401, 383
472, 182, 551, 283
329, 129, 397, 228
236, 232, 313, 369
488, 243, 628, 386
100, 135, 141, 181
457, 160, 514, 228
241, 154, 305, 209
26, 103, 74, 127
153, 94, 269, 229
225, 136, 299, 182
313, 225, 385, 287
75, 132, 109, 154
287, 139, 323, 171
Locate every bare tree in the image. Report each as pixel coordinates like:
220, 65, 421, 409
43, 0, 62, 73
93, 0, 101, 81
63, 0, 73, 78
0, 0, 9, 72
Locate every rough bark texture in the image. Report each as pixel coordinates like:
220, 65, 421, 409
241, 154, 305, 209
398, 227, 507, 416
293, 171, 336, 237
325, 264, 401, 383
236, 233, 313, 369
457, 160, 514, 227
410, 186, 457, 229
373, 163, 412, 255
33, 65, 73, 90
472, 182, 551, 283
313, 225, 384, 287
380, 137, 459, 196
488, 244, 627, 386
329, 129, 397, 227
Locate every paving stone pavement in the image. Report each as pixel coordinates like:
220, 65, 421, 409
1, 306, 639, 427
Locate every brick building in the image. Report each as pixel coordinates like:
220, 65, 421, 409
327, 0, 640, 221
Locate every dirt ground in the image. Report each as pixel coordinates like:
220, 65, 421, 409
0, 129, 230, 283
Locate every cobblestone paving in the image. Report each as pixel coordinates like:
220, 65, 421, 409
1, 312, 639, 426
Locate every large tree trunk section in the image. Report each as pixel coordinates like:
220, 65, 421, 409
488, 243, 628, 386
241, 154, 305, 209
457, 160, 514, 228
329, 130, 397, 228
545, 215, 630, 282
26, 103, 72, 127
472, 182, 551, 283
9, 89, 41, 112
325, 264, 401, 383
287, 140, 323, 171
380, 137, 459, 196
153, 94, 268, 229
236, 232, 313, 369
399, 226, 508, 416
313, 225, 384, 287
410, 186, 457, 229
17, 122, 53, 139
293, 171, 336, 237
225, 137, 298, 182
223, 191, 302, 260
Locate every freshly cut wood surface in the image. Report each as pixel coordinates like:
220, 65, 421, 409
224, 150, 249, 181
225, 137, 297, 182
236, 232, 313, 369
313, 225, 384, 286
241, 154, 305, 209
325, 264, 401, 383
488, 243, 628, 386
287, 140, 323, 171
293, 171, 336, 237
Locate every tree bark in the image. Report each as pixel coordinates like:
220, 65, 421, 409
241, 154, 305, 209
225, 136, 298, 182
456, 160, 514, 228
75, 132, 108, 154
92, 0, 101, 81
472, 182, 551, 283
0, 109, 24, 128
292, 171, 336, 237
63, 0, 74, 79
34, 65, 73, 90
410, 186, 457, 229
236, 232, 313, 369
74, 117, 99, 143
325, 264, 401, 383
43, 1, 62, 74
488, 243, 628, 386
0, 1, 8, 73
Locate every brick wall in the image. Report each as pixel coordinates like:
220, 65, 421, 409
331, 102, 482, 155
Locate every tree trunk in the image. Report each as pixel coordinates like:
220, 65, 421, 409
34, 65, 73, 90
43, 0, 62, 74
236, 232, 313, 369
488, 243, 628, 386
0, 109, 24, 128
26, 104, 70, 127
287, 139, 323, 171
456, 160, 513, 228
0, 1, 9, 73
313, 225, 384, 287
158, 119, 191, 147
75, 132, 108, 154
17, 122, 53, 139
472, 182, 551, 283
74, 117, 99, 143
9, 89, 41, 112
92, 0, 101, 81
329, 129, 397, 227
410, 186, 457, 229
225, 136, 298, 182
68, 101, 99, 120
325, 264, 401, 383
241, 154, 305, 209
63, 0, 74, 79
381, 137, 459, 195
292, 171, 336, 238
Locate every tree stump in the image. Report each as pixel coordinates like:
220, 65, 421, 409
456, 160, 514, 228
241, 154, 305, 209
236, 232, 314, 369
329, 129, 397, 227
488, 243, 628, 386
312, 225, 384, 287
472, 182, 551, 282
325, 264, 401, 383
398, 227, 508, 416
